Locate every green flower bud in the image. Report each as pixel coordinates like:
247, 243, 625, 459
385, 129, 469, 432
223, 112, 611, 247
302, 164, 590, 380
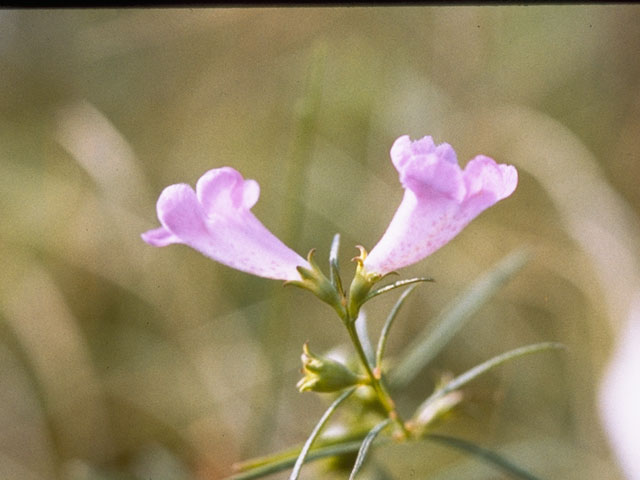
296, 343, 367, 393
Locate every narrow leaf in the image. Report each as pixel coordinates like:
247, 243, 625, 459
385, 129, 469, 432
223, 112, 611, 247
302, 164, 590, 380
416, 342, 565, 414
329, 233, 343, 294
391, 248, 531, 389
366, 277, 434, 301
426, 434, 543, 480
348, 419, 392, 480
376, 284, 419, 369
289, 387, 357, 480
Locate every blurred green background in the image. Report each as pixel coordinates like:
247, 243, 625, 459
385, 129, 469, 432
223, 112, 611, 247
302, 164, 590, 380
2, 6, 639, 479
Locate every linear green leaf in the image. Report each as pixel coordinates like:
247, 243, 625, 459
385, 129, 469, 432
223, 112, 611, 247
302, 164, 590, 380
376, 284, 419, 370
289, 386, 357, 480
426, 434, 543, 480
416, 342, 565, 414
391, 248, 531, 389
366, 277, 434, 301
348, 419, 391, 480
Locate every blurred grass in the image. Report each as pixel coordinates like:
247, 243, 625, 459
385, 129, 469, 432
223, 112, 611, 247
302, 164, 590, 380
1, 6, 639, 479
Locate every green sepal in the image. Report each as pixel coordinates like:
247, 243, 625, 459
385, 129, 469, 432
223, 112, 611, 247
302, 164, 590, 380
285, 249, 346, 318
347, 246, 382, 319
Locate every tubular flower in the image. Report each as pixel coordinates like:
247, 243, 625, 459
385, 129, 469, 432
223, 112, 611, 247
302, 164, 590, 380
141, 167, 310, 281
364, 135, 518, 276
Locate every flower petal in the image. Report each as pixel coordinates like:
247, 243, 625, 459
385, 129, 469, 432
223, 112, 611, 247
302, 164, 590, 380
364, 136, 518, 275
156, 183, 208, 239
140, 226, 180, 246
203, 211, 309, 280
455, 156, 518, 226
363, 190, 460, 275
143, 167, 309, 281
463, 155, 518, 201
391, 135, 465, 202
197, 167, 242, 213
196, 167, 261, 214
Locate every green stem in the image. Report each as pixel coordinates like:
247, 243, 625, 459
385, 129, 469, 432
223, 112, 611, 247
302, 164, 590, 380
345, 317, 409, 437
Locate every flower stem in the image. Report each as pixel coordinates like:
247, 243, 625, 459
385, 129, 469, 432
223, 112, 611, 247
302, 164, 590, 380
345, 316, 409, 438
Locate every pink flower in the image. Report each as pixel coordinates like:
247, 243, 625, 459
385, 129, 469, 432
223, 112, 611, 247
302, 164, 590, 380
142, 167, 310, 281
363, 135, 518, 276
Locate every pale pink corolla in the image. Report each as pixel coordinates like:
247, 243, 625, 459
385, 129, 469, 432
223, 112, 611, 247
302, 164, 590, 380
142, 167, 310, 281
363, 135, 518, 276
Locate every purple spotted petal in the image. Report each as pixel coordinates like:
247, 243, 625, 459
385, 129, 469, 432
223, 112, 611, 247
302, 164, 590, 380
364, 135, 518, 275
142, 167, 309, 281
